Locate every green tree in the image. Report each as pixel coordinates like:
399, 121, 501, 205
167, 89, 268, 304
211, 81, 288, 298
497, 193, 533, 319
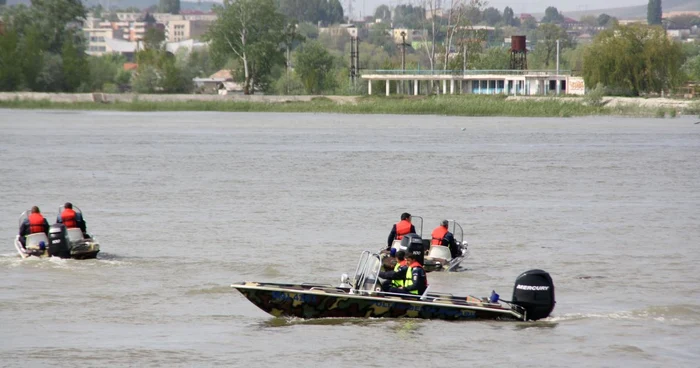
482, 7, 501, 26
19, 27, 46, 90
0, 29, 22, 91
503, 7, 515, 26
393, 4, 424, 29
374, 5, 391, 21
61, 31, 89, 92
683, 55, 700, 82
647, 0, 662, 26
541, 6, 563, 24
31, 0, 87, 53
294, 41, 335, 94
534, 23, 571, 67
583, 24, 684, 96
208, 0, 285, 94
597, 13, 613, 27
159, 0, 180, 14
88, 54, 126, 91
277, 0, 344, 25
143, 27, 165, 50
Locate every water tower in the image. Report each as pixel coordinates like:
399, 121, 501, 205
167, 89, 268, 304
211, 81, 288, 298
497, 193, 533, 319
510, 35, 527, 70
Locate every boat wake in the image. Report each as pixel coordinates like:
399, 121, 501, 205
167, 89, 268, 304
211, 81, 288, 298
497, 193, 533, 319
546, 304, 700, 323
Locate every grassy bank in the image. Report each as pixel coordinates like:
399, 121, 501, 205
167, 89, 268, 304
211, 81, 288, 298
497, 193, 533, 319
0, 94, 685, 117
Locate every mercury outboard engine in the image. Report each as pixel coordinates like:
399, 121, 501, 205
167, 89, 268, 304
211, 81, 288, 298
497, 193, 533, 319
401, 233, 425, 266
511, 269, 556, 321
48, 223, 71, 258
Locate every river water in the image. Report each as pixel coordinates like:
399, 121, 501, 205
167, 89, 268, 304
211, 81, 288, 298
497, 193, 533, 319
0, 110, 698, 367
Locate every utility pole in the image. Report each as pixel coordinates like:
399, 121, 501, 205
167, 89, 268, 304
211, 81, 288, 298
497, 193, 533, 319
556, 39, 560, 95
399, 31, 407, 94
462, 43, 467, 72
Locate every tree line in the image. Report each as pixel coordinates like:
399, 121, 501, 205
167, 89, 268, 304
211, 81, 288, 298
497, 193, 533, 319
1, 0, 700, 96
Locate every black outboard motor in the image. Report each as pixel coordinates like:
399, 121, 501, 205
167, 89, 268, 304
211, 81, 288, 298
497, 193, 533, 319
401, 233, 425, 266
511, 269, 556, 321
48, 223, 71, 258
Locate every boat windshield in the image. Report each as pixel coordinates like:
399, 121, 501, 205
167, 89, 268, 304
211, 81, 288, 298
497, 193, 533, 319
448, 220, 464, 244
352, 251, 382, 292
18, 210, 29, 226
58, 205, 83, 215
412, 215, 423, 237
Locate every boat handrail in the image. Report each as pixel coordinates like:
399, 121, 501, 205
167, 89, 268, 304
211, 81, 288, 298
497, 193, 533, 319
309, 287, 347, 294
419, 285, 432, 300
301, 283, 334, 288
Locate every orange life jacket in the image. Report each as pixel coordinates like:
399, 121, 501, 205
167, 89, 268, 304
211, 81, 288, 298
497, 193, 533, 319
431, 225, 449, 246
395, 220, 412, 240
28, 213, 46, 234
61, 208, 78, 228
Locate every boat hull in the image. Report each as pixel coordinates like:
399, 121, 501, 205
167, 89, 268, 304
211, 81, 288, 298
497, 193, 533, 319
232, 282, 522, 321
14, 235, 99, 260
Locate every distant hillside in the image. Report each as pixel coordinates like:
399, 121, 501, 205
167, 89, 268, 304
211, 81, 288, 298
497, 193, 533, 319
552, 0, 699, 20
6, 0, 216, 12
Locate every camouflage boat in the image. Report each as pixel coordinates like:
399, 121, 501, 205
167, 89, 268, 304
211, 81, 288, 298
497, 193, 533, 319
232, 251, 555, 321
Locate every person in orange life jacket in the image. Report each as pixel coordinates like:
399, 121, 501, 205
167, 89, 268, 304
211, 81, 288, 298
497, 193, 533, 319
386, 212, 417, 250
378, 250, 409, 291
386, 253, 428, 295
431, 219, 462, 258
56, 202, 87, 236
18, 206, 49, 247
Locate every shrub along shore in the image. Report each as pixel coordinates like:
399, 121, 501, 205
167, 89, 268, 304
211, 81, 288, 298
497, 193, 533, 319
0, 93, 698, 118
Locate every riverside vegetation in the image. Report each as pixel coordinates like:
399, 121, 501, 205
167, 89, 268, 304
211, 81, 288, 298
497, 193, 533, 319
1, 95, 699, 118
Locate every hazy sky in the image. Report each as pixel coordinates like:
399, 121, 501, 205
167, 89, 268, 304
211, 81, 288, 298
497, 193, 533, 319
347, 0, 648, 16
203, 0, 649, 16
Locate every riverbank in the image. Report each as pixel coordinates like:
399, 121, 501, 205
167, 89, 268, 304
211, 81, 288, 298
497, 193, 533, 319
0, 92, 698, 117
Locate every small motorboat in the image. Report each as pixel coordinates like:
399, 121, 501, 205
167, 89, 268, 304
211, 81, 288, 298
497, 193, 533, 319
232, 251, 555, 321
382, 218, 469, 272
13, 209, 100, 260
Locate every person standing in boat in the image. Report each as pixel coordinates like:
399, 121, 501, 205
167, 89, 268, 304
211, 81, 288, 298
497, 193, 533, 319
18, 206, 49, 247
386, 212, 416, 250
387, 253, 428, 296
57, 202, 87, 236
378, 250, 409, 291
431, 220, 462, 258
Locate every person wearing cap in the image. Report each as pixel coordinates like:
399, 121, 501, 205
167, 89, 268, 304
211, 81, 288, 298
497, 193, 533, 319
378, 250, 409, 291
386, 212, 417, 250
57, 202, 87, 236
431, 220, 461, 258
386, 253, 428, 295
18, 206, 49, 247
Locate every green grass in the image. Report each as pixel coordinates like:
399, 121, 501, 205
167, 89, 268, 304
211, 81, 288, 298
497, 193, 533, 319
0, 94, 666, 117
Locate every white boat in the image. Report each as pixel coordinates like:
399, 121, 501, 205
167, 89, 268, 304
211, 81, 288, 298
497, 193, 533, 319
13, 208, 100, 260
384, 217, 469, 272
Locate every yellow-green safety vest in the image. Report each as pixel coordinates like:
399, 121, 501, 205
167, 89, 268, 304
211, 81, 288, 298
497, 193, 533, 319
392, 262, 405, 287
403, 266, 419, 294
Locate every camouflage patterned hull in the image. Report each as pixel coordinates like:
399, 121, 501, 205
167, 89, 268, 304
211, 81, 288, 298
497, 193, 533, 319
232, 282, 525, 321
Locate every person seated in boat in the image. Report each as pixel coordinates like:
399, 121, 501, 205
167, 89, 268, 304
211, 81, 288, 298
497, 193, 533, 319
56, 202, 87, 236
18, 206, 49, 247
431, 220, 462, 258
386, 212, 417, 250
378, 250, 409, 291
386, 253, 427, 296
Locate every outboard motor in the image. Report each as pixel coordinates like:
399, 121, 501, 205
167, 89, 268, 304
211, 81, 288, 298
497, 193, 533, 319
511, 269, 556, 321
48, 223, 71, 258
401, 233, 425, 266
